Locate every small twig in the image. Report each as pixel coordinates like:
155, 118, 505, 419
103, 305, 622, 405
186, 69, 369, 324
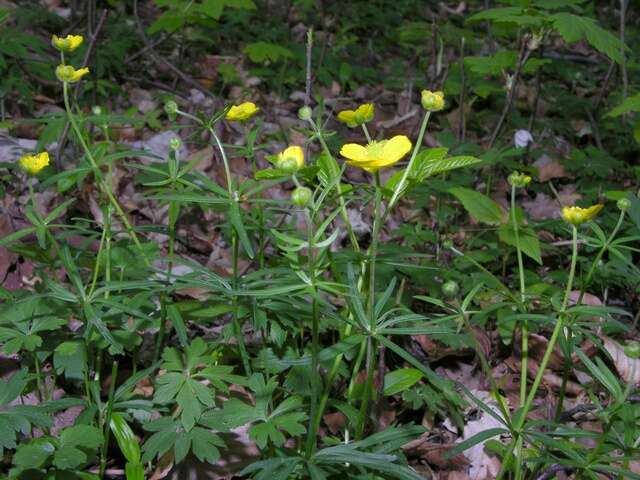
585, 107, 604, 151
527, 45, 544, 133
457, 37, 466, 143
132, 0, 214, 99
619, 0, 628, 99
488, 37, 531, 148
429, 17, 438, 90
305, 29, 313, 106
593, 60, 616, 112
125, 33, 172, 65
55, 9, 109, 170
536, 464, 576, 480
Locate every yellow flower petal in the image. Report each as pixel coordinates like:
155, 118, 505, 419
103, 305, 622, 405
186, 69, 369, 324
337, 110, 357, 127
562, 204, 603, 225
55, 64, 90, 83
381, 135, 412, 164
226, 102, 259, 122
52, 34, 84, 52
337, 103, 374, 128
277, 145, 305, 170
340, 143, 368, 163
19, 152, 50, 175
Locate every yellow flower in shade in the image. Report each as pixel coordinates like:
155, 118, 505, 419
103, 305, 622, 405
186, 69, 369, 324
225, 102, 259, 122
337, 103, 375, 128
51, 34, 84, 52
276, 145, 304, 172
55, 64, 90, 83
562, 204, 603, 225
421, 90, 445, 111
19, 152, 50, 175
340, 135, 412, 172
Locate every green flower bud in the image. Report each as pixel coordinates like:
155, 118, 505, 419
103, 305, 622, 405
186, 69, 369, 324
169, 137, 182, 151
92, 105, 103, 115
164, 100, 178, 117
442, 280, 460, 298
298, 106, 313, 121
617, 197, 631, 212
291, 187, 312, 207
442, 239, 454, 250
508, 171, 532, 188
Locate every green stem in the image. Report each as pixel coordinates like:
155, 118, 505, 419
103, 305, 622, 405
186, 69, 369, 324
362, 124, 372, 143
208, 126, 252, 376
506, 226, 579, 478
555, 212, 625, 422
387, 111, 431, 212
62, 82, 149, 266
308, 118, 360, 252
355, 172, 383, 439
304, 208, 321, 457
511, 185, 528, 407
577, 210, 625, 305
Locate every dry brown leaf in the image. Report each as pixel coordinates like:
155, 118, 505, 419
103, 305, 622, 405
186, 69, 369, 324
533, 154, 568, 182
459, 390, 502, 480
602, 337, 640, 385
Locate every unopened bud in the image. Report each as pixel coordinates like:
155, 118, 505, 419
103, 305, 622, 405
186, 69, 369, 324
508, 171, 532, 188
164, 100, 178, 117
617, 197, 631, 211
169, 137, 182, 151
442, 281, 460, 298
291, 187, 312, 207
298, 106, 313, 121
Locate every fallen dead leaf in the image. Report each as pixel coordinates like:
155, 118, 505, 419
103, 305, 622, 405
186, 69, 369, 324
533, 154, 568, 182
602, 337, 640, 385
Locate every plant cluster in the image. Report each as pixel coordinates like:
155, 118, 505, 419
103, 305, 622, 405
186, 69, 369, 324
1, 1, 640, 480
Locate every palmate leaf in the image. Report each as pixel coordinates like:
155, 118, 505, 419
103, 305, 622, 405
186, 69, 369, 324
606, 93, 640, 117
551, 13, 625, 63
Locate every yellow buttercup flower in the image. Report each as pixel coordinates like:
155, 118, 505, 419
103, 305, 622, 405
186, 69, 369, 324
19, 152, 50, 175
225, 102, 259, 122
340, 135, 412, 172
276, 145, 304, 172
52, 34, 84, 52
55, 64, 90, 83
562, 204, 603, 225
421, 90, 445, 111
337, 103, 375, 128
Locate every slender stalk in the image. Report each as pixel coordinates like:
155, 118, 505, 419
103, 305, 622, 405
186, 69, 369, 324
355, 172, 383, 439
387, 111, 431, 212
577, 210, 625, 305
307, 118, 360, 252
61, 82, 149, 266
505, 226, 579, 478
511, 185, 528, 406
99, 360, 118, 479
362, 124, 372, 143
304, 208, 321, 457
208, 126, 251, 375
554, 211, 625, 421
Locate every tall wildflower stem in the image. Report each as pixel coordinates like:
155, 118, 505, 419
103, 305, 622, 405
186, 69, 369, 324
307, 118, 360, 252
503, 225, 579, 480
554, 209, 626, 420
304, 207, 321, 457
61, 82, 149, 266
355, 171, 383, 440
208, 125, 252, 376
510, 185, 528, 406
387, 111, 431, 213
